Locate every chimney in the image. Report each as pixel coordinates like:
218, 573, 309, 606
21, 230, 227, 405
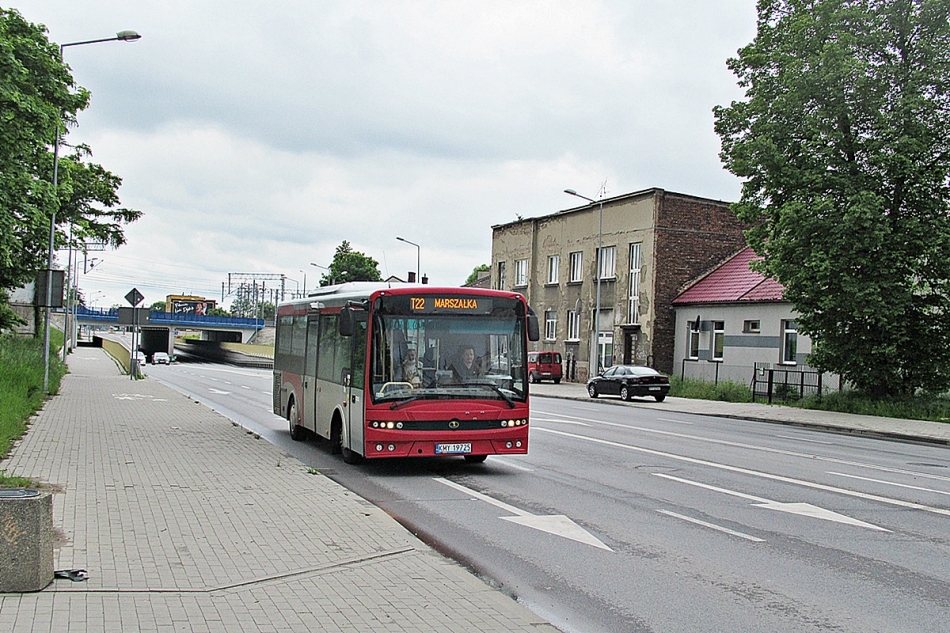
408, 272, 417, 283
422, 274, 428, 285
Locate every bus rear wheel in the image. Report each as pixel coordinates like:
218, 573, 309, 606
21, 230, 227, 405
464, 454, 488, 464
288, 399, 305, 441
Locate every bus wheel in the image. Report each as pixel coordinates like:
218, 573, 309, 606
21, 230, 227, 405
288, 399, 305, 441
342, 446, 363, 465
464, 455, 488, 464
329, 417, 342, 455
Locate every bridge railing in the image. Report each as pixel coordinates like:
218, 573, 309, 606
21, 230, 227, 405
74, 306, 265, 329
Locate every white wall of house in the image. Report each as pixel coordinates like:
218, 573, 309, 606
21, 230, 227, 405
673, 302, 839, 389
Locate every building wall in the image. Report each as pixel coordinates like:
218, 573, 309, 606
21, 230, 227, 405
491, 188, 746, 380
672, 302, 840, 389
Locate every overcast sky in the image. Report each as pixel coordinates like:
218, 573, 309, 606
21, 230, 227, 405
14, 1, 758, 309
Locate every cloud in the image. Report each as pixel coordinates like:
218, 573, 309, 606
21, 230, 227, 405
15, 0, 757, 307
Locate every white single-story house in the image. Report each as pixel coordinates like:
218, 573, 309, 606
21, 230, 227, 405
671, 247, 839, 394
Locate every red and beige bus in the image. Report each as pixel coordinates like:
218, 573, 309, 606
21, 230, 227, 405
273, 283, 539, 464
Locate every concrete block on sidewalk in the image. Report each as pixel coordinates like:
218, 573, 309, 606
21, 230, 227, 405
0, 489, 53, 592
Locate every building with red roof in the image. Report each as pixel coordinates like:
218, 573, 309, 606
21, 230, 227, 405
671, 247, 836, 388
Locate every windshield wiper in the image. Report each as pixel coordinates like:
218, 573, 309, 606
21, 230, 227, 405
468, 381, 516, 408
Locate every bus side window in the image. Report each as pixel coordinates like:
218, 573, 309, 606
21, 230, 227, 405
318, 314, 341, 384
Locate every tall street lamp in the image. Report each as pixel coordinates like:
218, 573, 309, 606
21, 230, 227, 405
299, 270, 307, 297
564, 188, 604, 376
396, 236, 420, 282
43, 29, 142, 393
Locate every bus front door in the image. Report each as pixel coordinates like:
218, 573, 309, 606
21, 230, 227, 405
343, 317, 367, 460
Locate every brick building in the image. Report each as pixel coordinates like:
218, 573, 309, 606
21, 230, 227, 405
490, 188, 747, 381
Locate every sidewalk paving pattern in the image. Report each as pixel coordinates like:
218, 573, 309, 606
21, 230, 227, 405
0, 348, 558, 632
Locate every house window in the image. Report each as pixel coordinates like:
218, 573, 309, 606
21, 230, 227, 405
743, 319, 760, 333
598, 245, 616, 280
712, 321, 724, 361
567, 310, 580, 341
569, 251, 583, 283
688, 322, 700, 360
514, 259, 528, 287
598, 331, 614, 370
782, 320, 798, 364
545, 310, 557, 340
547, 255, 559, 285
628, 242, 641, 323
496, 261, 506, 290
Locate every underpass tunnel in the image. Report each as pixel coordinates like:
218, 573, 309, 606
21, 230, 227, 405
139, 327, 173, 360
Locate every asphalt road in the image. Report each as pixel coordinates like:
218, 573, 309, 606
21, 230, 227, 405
147, 360, 950, 633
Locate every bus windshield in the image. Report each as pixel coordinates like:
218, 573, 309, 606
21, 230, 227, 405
370, 309, 527, 405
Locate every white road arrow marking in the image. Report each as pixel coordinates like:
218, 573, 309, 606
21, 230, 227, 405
537, 427, 950, 518
208, 388, 230, 395
655, 473, 890, 532
434, 477, 612, 551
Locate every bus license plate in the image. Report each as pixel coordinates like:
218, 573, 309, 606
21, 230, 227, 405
435, 443, 472, 455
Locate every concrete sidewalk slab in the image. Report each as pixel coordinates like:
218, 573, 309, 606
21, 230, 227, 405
0, 348, 557, 632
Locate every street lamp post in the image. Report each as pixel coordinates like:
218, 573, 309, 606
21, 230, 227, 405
564, 188, 604, 377
42, 29, 142, 393
396, 236, 420, 282
299, 270, 307, 297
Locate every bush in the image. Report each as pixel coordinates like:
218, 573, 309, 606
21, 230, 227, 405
669, 376, 753, 403
0, 333, 66, 471
797, 390, 950, 423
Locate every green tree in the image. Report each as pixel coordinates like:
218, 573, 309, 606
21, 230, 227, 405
0, 9, 140, 298
714, 0, 950, 398
464, 264, 490, 286
319, 241, 382, 286
149, 300, 166, 312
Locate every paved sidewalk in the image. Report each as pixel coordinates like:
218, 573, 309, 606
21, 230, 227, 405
0, 347, 558, 633
530, 381, 950, 446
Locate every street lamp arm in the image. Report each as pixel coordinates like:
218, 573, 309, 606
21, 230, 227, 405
61, 31, 142, 50
564, 189, 596, 204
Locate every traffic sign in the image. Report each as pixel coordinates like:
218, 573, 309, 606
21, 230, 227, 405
125, 288, 144, 307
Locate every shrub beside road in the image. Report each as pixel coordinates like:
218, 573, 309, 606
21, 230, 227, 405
0, 332, 66, 486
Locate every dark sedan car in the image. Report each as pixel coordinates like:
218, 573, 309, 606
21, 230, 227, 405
587, 365, 670, 402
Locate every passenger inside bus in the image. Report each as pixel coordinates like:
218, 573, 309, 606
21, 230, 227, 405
401, 348, 421, 387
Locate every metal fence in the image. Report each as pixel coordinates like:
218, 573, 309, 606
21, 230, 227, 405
751, 363, 825, 404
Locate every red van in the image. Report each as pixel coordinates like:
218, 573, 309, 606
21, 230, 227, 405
527, 351, 563, 384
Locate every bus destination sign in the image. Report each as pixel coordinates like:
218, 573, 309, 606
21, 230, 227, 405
410, 296, 493, 314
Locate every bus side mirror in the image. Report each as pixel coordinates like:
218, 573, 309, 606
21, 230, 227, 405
339, 307, 354, 337
527, 313, 540, 342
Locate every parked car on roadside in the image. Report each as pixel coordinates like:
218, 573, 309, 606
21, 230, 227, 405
527, 351, 562, 384
153, 351, 170, 364
586, 365, 670, 402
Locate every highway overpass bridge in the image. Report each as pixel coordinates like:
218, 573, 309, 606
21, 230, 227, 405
71, 306, 265, 358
